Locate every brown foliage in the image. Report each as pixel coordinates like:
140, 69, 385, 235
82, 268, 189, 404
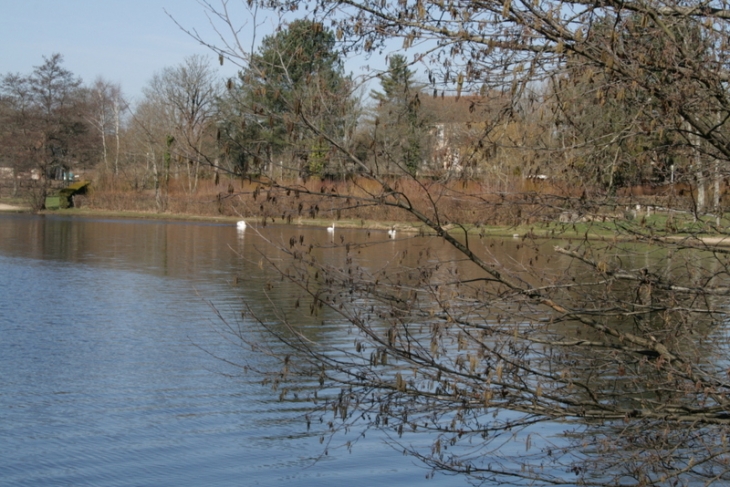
84, 175, 584, 227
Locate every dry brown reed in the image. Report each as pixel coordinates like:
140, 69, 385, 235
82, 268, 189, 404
83, 174, 580, 226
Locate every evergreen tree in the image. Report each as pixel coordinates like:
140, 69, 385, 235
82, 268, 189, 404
372, 54, 416, 106
370, 55, 427, 174
219, 20, 355, 177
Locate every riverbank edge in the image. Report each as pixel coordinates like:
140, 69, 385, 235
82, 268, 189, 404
5, 202, 730, 246
3, 204, 531, 238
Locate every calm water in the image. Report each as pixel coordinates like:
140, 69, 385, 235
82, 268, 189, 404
0, 214, 456, 486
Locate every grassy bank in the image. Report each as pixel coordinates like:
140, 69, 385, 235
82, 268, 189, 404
5, 176, 730, 244
39, 205, 730, 247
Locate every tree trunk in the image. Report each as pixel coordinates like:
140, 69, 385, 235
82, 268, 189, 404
114, 100, 120, 176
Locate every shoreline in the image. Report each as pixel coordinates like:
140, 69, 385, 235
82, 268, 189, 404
4, 204, 730, 246
2, 202, 416, 230
38, 206, 432, 234
16, 206, 524, 239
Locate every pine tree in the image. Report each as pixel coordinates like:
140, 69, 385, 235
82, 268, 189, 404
370, 55, 426, 175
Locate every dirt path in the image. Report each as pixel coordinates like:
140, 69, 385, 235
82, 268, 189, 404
0, 203, 30, 212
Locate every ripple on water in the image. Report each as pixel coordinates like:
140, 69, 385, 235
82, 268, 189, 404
0, 216, 450, 487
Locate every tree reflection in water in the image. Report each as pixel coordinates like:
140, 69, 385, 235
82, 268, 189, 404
221, 227, 730, 486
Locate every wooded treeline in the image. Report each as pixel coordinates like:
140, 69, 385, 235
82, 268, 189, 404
3, 11, 727, 216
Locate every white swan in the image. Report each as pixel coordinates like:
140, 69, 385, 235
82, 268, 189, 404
236, 220, 247, 230
387, 227, 396, 239
327, 223, 335, 233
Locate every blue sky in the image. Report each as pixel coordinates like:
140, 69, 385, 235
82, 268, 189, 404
1, 1, 390, 106
0, 1, 269, 104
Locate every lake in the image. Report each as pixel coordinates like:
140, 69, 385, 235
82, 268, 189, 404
0, 214, 465, 486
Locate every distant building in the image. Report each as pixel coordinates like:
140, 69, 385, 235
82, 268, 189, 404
419, 94, 508, 174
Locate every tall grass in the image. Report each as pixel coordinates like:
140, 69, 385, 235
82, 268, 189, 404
84, 173, 577, 227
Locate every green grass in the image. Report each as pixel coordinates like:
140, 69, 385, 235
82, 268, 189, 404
33, 204, 730, 246
0, 196, 30, 207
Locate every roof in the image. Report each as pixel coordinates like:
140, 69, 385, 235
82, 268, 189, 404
419, 93, 510, 124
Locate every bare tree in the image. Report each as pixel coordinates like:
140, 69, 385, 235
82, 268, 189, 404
88, 78, 127, 176
140, 55, 221, 193
128, 98, 174, 211
182, 1, 730, 485
0, 54, 95, 209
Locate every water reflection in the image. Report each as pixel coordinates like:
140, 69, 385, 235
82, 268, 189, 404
4, 214, 730, 486
0, 214, 456, 487
236, 220, 730, 485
